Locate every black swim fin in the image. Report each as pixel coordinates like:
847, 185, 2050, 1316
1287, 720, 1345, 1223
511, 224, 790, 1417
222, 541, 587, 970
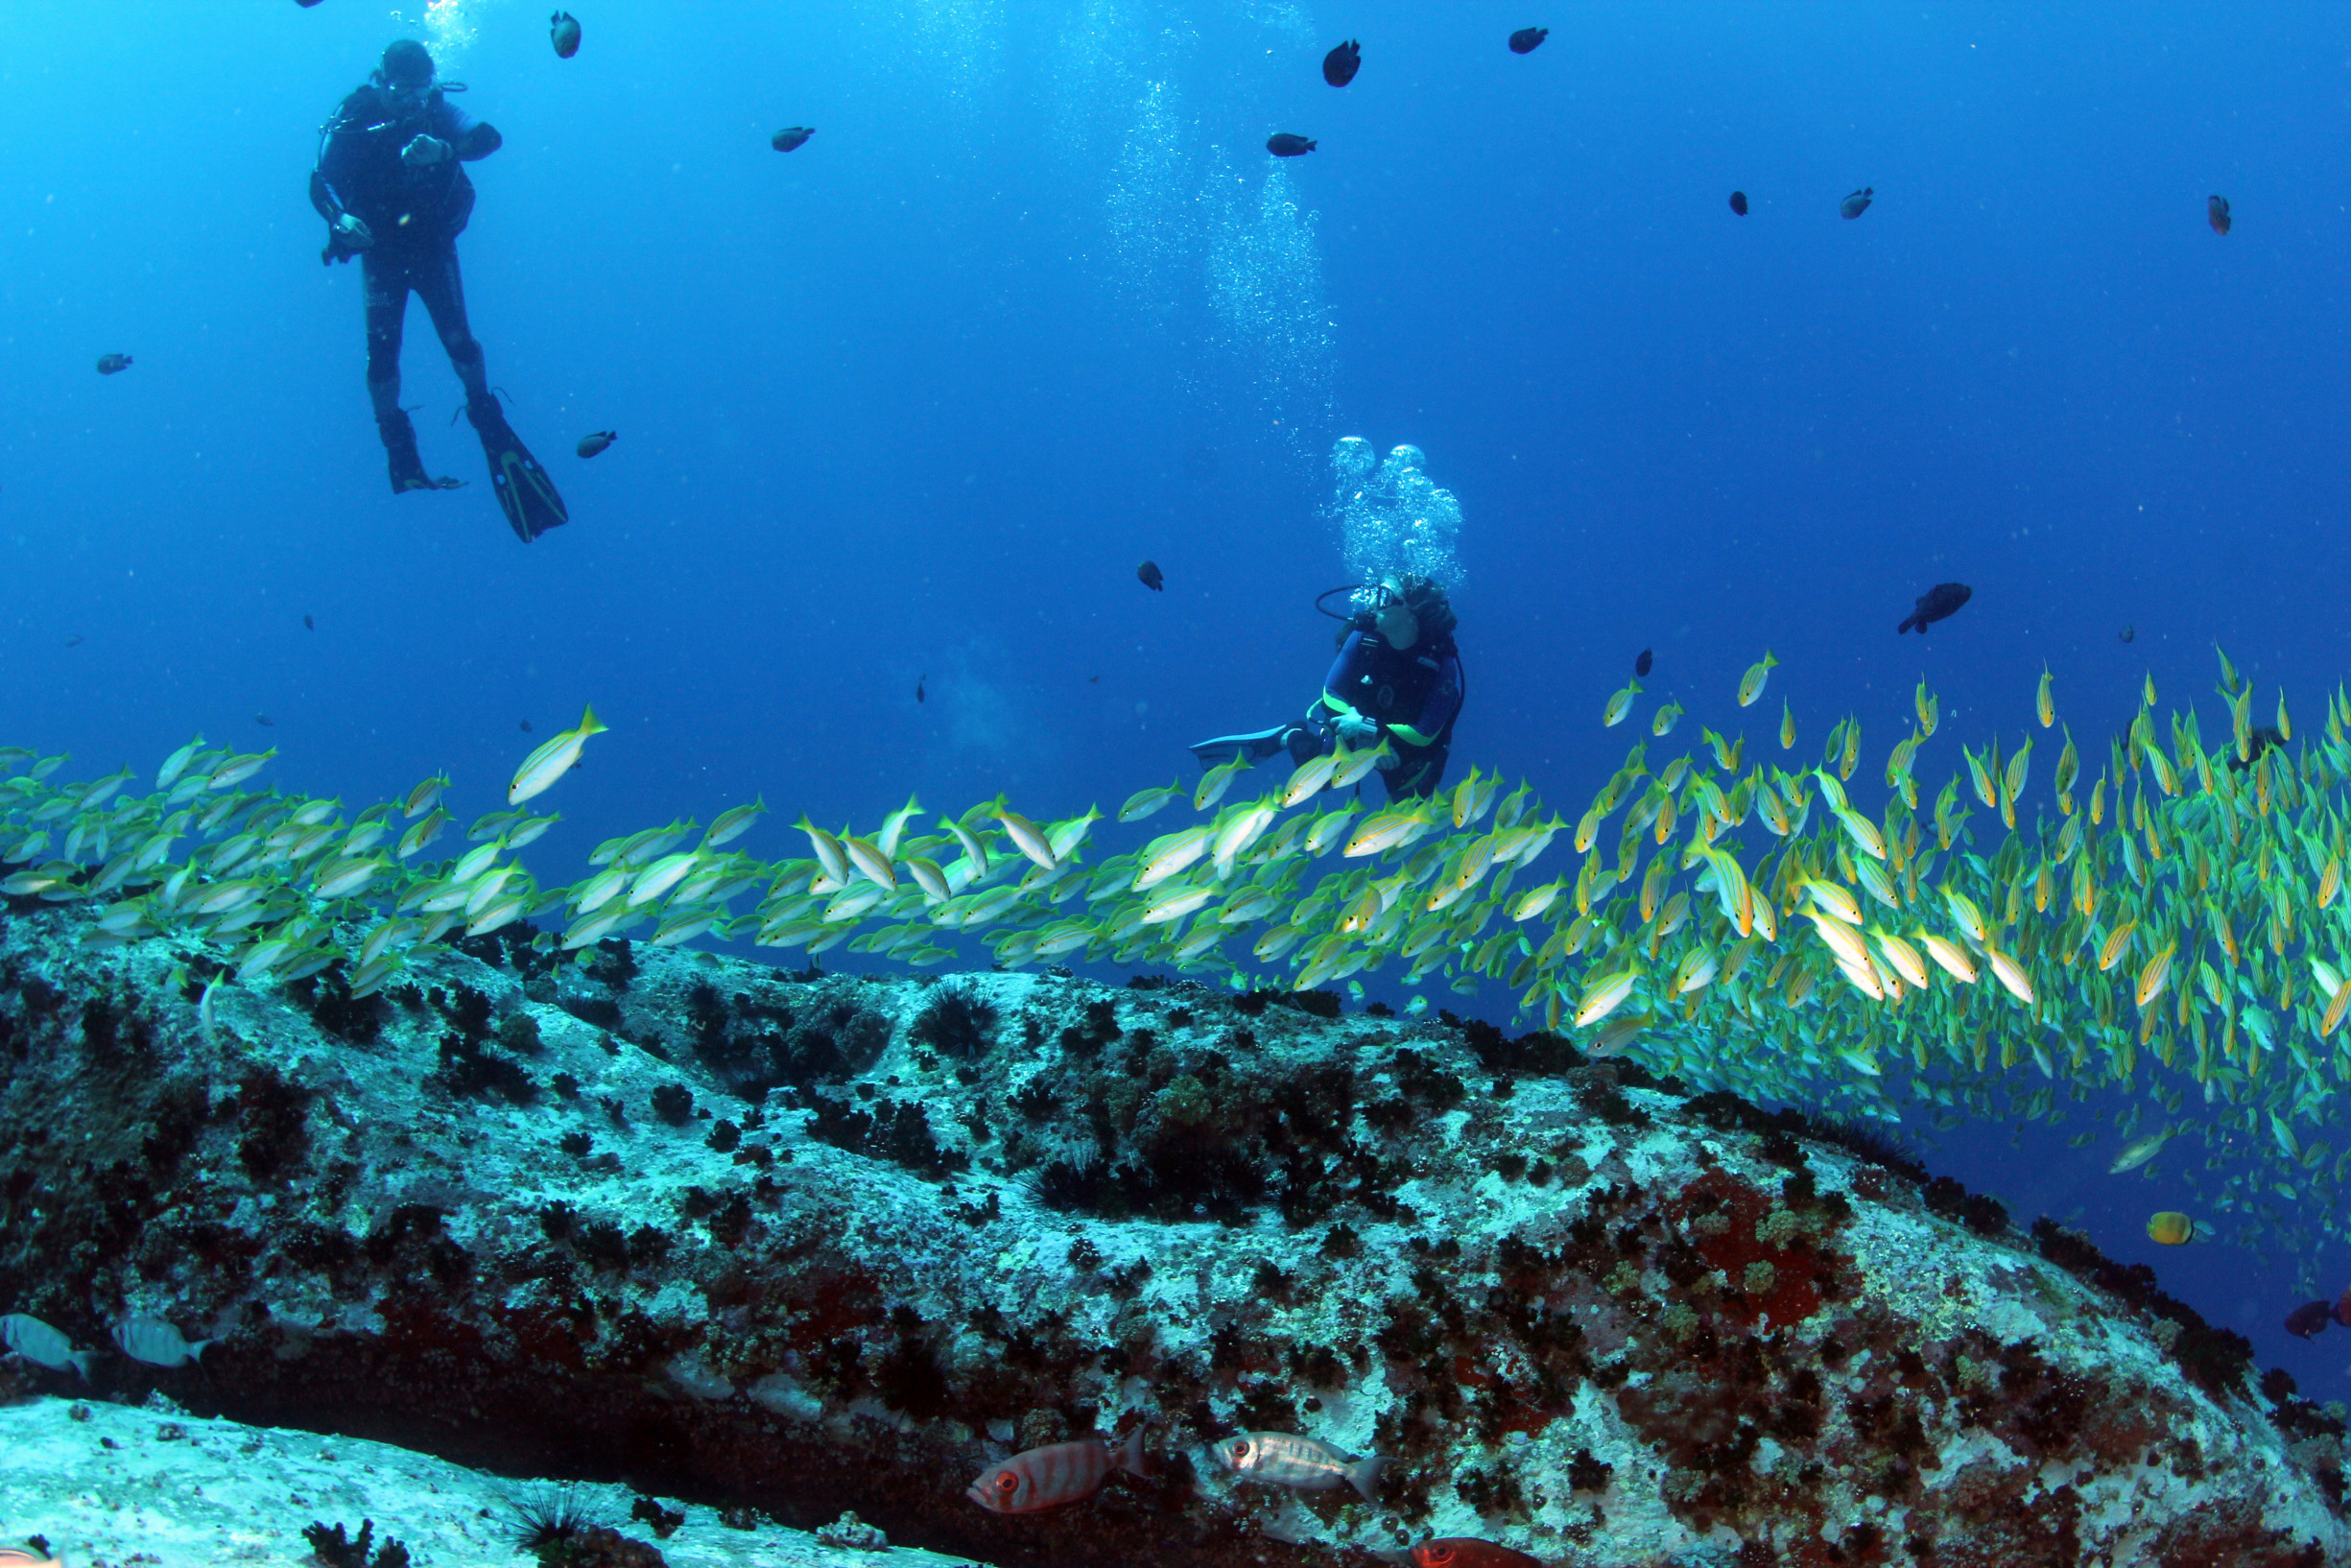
1188, 725, 1296, 768
467, 393, 568, 542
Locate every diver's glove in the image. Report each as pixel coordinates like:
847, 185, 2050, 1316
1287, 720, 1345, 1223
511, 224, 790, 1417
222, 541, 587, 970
321, 212, 375, 265
400, 133, 454, 168
1374, 748, 1400, 772
1334, 715, 1381, 751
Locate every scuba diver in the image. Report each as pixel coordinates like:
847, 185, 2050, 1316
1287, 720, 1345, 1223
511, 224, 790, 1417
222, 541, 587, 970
310, 38, 568, 544
1191, 575, 1463, 801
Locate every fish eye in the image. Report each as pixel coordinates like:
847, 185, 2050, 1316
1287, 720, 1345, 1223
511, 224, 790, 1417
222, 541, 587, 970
1230, 1439, 1250, 1459
994, 1472, 1018, 1492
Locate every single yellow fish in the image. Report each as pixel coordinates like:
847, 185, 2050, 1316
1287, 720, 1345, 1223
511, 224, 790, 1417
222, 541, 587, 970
1602, 678, 1643, 728
2036, 665, 2054, 728
1651, 701, 1684, 737
509, 706, 607, 806
1195, 752, 1253, 811
2108, 1128, 2172, 1174
1738, 649, 1778, 708
1120, 778, 1186, 822
1779, 699, 1796, 750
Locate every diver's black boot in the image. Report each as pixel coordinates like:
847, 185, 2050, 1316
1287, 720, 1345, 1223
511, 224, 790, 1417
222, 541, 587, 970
466, 392, 569, 544
379, 410, 437, 494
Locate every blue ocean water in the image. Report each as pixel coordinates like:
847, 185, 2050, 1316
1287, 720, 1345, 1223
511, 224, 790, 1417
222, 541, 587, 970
7, 1, 2351, 1406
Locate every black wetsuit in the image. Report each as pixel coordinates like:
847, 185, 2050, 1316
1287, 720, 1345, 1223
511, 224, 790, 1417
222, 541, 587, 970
1296, 628, 1465, 801
311, 82, 503, 487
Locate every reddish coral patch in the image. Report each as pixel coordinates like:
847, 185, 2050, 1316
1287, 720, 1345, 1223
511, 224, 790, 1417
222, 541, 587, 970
1663, 1169, 1827, 1329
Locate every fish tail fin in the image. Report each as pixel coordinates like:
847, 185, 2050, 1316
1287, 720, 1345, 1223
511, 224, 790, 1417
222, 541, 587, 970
1347, 1454, 1386, 1501
1116, 1424, 1150, 1478
579, 704, 609, 737
68, 1350, 95, 1381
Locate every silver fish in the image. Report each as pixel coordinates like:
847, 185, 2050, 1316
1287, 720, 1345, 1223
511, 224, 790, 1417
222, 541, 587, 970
1, 1312, 94, 1378
111, 1315, 212, 1368
1214, 1431, 1384, 1500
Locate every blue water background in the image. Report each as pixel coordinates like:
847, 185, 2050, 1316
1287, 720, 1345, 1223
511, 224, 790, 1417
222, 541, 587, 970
5, 1, 2351, 1398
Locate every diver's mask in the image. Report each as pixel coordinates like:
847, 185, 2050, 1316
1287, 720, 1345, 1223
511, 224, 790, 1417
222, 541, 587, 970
1370, 579, 1419, 651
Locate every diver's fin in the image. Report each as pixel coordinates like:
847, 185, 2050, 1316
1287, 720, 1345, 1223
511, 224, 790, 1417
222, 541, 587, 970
466, 393, 569, 542
1188, 726, 1294, 768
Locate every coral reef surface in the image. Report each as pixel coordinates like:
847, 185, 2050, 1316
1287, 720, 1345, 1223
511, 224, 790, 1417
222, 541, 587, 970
0, 903, 2342, 1567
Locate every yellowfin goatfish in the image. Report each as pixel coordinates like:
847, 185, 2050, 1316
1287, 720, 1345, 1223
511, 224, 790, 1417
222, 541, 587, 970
509, 706, 608, 805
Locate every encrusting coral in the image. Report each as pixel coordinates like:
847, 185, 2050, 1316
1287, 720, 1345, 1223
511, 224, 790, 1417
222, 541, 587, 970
0, 900, 2340, 1568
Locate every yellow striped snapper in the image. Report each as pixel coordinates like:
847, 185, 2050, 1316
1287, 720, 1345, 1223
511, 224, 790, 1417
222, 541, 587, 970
1195, 753, 1252, 811
1119, 778, 1186, 822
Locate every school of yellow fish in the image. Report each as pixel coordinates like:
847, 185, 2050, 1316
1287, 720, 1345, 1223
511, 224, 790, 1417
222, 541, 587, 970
4, 648, 2346, 1253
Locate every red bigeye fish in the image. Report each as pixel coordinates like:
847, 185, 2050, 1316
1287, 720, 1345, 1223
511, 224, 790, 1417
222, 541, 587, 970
966, 1429, 1148, 1513
1413, 1540, 1543, 1568
2286, 1300, 2333, 1339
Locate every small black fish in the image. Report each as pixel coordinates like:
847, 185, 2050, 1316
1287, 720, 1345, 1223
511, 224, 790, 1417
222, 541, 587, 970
1634, 649, 1652, 677
1896, 582, 1970, 634
1728, 190, 1747, 216
1089, 675, 1101, 683
63, 635, 83, 648
297, 0, 324, 8
255, 714, 273, 728
1323, 40, 1361, 87
2208, 194, 2231, 236
1137, 559, 1165, 591
2229, 726, 2285, 773
303, 614, 315, 630
520, 720, 534, 732
577, 431, 617, 459
1266, 133, 1317, 158
915, 677, 926, 704
2119, 625, 2134, 644
771, 127, 815, 154
2286, 1299, 2334, 1339
1840, 187, 1873, 220
95, 354, 131, 375
551, 12, 582, 59
1508, 27, 1549, 55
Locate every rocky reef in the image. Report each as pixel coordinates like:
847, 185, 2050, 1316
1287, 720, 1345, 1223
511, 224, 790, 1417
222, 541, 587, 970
0, 898, 2344, 1567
